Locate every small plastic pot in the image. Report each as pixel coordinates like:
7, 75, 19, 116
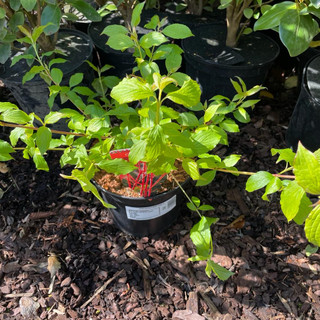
94, 178, 189, 237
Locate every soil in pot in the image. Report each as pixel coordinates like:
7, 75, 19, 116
286, 54, 320, 151
0, 29, 94, 131
182, 23, 280, 101
93, 161, 190, 237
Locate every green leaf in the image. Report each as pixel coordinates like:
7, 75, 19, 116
107, 34, 135, 51
162, 24, 193, 39
51, 68, 63, 84
131, 1, 145, 27
196, 170, 216, 187
129, 140, 147, 164
254, 1, 296, 31
204, 103, 220, 123
220, 119, 239, 132
0, 140, 15, 160
166, 79, 201, 108
305, 205, 320, 246
293, 193, 312, 225
246, 171, 274, 192
146, 125, 165, 161
244, 8, 253, 19
9, 11, 24, 32
46, 114, 62, 131
280, 180, 308, 221
223, 154, 241, 167
140, 31, 168, 49
179, 113, 199, 127
182, 158, 200, 180
0, 102, 18, 112
102, 24, 128, 36
165, 50, 182, 73
98, 158, 136, 175
41, 5, 61, 35
271, 148, 295, 166
190, 216, 218, 257
62, 169, 114, 208
69, 73, 83, 87
262, 176, 282, 200
294, 143, 320, 194
1, 109, 31, 124
20, 0, 36, 11
0, 43, 11, 64
198, 204, 214, 211
33, 150, 49, 171
305, 244, 318, 257
36, 126, 52, 155
65, 0, 102, 21
279, 10, 318, 56
10, 127, 27, 146
111, 78, 154, 104
205, 260, 234, 280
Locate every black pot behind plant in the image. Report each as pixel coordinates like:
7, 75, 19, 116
182, 23, 280, 101
88, 11, 168, 77
286, 54, 320, 152
0, 29, 94, 131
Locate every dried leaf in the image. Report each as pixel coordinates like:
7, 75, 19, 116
19, 297, 40, 318
224, 215, 245, 230
47, 254, 61, 278
0, 163, 9, 174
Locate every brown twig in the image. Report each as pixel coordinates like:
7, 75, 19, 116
80, 269, 125, 309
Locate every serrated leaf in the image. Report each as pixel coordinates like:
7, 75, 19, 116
111, 77, 154, 104
294, 143, 320, 194
129, 140, 147, 164
182, 158, 199, 180
166, 79, 201, 108
1, 109, 31, 124
36, 126, 52, 155
305, 205, 320, 246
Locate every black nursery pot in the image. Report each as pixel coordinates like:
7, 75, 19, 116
286, 54, 320, 151
182, 23, 280, 101
94, 179, 188, 237
0, 29, 93, 131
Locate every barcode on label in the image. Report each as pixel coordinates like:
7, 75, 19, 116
125, 195, 177, 221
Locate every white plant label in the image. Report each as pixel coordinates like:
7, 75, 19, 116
125, 195, 177, 221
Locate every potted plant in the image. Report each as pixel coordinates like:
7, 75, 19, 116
181, 0, 280, 100
0, 0, 102, 128
0, 7, 265, 280
254, 1, 320, 151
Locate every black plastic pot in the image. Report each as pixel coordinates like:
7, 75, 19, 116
88, 11, 168, 77
182, 23, 280, 101
94, 178, 188, 237
286, 54, 320, 151
0, 29, 94, 131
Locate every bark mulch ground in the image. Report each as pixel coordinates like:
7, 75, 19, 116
1, 57, 320, 320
